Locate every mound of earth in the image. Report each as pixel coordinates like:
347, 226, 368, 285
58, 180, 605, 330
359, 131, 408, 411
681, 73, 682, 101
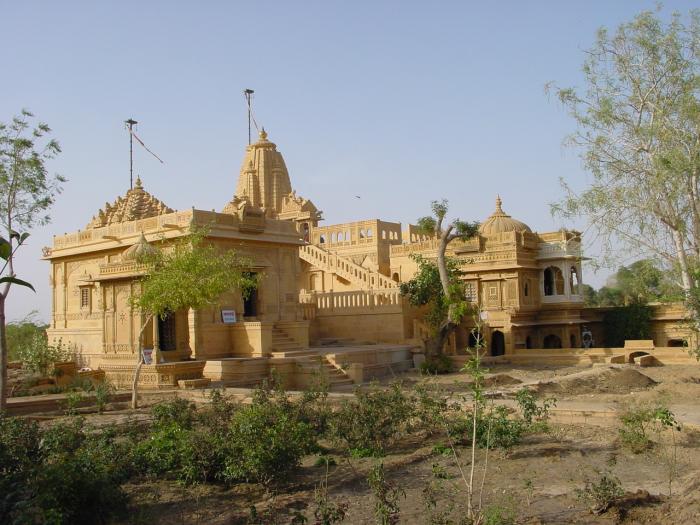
534, 366, 657, 396
483, 374, 522, 388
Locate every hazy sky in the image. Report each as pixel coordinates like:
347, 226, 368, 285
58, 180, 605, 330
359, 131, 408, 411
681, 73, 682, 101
3, 1, 696, 322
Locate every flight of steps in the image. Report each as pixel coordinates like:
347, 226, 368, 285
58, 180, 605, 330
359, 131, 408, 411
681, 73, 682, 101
270, 326, 308, 357
271, 326, 354, 388
299, 243, 397, 290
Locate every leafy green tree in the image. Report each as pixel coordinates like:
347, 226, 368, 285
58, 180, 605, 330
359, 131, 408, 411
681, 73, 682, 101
549, 9, 700, 313
400, 200, 479, 356
129, 229, 258, 408
4, 310, 48, 361
586, 259, 681, 307
0, 110, 64, 410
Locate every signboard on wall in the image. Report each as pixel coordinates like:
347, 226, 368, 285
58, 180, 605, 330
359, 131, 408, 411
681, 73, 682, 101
221, 310, 237, 324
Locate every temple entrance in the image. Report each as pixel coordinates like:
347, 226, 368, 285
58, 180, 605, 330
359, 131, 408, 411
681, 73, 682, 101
243, 273, 258, 318
158, 312, 177, 351
491, 330, 505, 356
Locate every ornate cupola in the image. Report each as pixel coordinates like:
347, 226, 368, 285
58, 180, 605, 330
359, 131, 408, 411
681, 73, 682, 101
478, 196, 532, 235
86, 177, 173, 229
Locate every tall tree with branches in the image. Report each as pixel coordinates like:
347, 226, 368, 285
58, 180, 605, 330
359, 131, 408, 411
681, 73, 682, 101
401, 200, 479, 356
0, 110, 64, 410
129, 229, 258, 408
549, 9, 700, 323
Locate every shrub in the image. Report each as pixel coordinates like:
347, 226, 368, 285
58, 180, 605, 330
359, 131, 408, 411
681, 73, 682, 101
575, 469, 624, 514
420, 354, 453, 375
329, 383, 413, 456
94, 380, 114, 413
224, 390, 317, 484
17, 334, 72, 377
367, 462, 404, 525
619, 404, 681, 454
0, 415, 130, 524
63, 390, 84, 416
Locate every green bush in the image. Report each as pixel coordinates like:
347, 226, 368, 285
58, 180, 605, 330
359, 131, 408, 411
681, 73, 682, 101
602, 304, 652, 347
420, 354, 453, 375
329, 383, 413, 457
575, 469, 624, 514
618, 404, 681, 453
17, 334, 72, 377
0, 415, 131, 524
223, 388, 317, 484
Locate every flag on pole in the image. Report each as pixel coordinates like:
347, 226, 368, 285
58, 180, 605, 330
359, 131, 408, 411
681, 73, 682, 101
125, 124, 165, 164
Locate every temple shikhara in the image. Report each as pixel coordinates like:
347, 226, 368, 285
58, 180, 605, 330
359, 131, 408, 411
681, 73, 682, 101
43, 129, 695, 388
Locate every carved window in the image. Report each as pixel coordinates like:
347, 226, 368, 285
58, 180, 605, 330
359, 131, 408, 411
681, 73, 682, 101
465, 282, 477, 302
543, 266, 565, 296
80, 287, 90, 309
488, 285, 498, 299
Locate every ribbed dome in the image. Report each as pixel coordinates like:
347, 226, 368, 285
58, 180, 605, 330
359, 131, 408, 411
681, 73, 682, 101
123, 232, 158, 261
478, 196, 532, 235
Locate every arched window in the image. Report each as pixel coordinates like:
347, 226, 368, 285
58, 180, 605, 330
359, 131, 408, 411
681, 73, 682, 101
570, 334, 577, 348
543, 334, 562, 349
319, 235, 326, 244
524, 282, 529, 297
525, 335, 532, 349
359, 230, 365, 239
392, 272, 400, 282
382, 231, 387, 240
302, 223, 310, 243
543, 266, 564, 296
367, 228, 373, 238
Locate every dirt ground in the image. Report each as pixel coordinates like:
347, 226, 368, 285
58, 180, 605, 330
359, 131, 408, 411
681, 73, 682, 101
23, 363, 700, 524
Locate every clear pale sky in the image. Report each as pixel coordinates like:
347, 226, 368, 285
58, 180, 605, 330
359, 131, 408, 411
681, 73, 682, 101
2, 1, 696, 322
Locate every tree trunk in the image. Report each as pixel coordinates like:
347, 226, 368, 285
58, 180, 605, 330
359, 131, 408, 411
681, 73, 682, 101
426, 318, 457, 357
671, 228, 693, 293
131, 314, 153, 410
0, 295, 7, 411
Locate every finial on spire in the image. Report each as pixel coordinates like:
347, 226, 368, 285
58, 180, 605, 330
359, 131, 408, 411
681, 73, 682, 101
135, 176, 143, 189
259, 127, 268, 140
495, 195, 503, 213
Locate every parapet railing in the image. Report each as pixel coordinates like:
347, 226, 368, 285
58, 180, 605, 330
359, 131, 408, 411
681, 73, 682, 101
299, 289, 404, 317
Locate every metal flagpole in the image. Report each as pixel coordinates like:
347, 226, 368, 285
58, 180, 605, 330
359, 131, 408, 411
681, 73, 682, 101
125, 118, 138, 189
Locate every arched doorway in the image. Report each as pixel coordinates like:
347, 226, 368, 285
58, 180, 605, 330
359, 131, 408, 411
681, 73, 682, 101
525, 335, 533, 349
158, 312, 177, 351
543, 334, 562, 349
491, 330, 505, 356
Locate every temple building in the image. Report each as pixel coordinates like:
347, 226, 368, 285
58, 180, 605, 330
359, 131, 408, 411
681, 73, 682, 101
43, 129, 695, 388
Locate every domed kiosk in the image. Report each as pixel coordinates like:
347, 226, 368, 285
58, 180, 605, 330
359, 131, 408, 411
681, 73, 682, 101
478, 196, 532, 235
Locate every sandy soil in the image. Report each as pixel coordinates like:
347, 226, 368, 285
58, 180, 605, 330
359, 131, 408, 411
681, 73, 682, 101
14, 362, 700, 524
108, 363, 700, 524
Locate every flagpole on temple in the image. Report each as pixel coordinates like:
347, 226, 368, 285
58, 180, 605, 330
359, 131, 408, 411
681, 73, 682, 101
244, 89, 254, 145
125, 118, 138, 189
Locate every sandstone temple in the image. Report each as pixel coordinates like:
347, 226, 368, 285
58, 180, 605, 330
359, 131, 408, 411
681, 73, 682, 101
43, 129, 695, 388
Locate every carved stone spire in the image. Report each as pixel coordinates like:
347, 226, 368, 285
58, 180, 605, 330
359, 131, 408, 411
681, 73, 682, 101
86, 177, 174, 229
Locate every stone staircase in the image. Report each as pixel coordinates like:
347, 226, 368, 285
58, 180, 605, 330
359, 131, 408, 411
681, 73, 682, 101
299, 243, 397, 290
271, 326, 306, 356
271, 325, 354, 388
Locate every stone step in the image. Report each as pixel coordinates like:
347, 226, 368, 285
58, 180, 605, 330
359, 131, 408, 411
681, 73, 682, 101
271, 349, 320, 358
